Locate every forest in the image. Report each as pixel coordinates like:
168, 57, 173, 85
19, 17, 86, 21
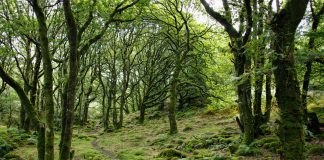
0, 0, 323, 159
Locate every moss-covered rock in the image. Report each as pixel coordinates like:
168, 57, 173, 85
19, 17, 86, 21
235, 145, 261, 156
0, 128, 35, 156
183, 126, 193, 132
158, 148, 188, 159
250, 136, 281, 153
3, 153, 24, 160
228, 143, 239, 154
251, 137, 278, 147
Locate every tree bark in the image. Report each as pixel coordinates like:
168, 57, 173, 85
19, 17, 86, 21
168, 60, 180, 135
31, 0, 55, 159
234, 48, 254, 144
264, 71, 272, 122
82, 73, 96, 126
0, 65, 40, 125
271, 0, 308, 159
200, 0, 254, 144
60, 0, 79, 159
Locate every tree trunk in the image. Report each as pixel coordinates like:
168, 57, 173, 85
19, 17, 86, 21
271, 0, 308, 159
98, 62, 107, 127
200, 0, 254, 144
21, 40, 32, 131
264, 71, 272, 122
253, 56, 264, 135
301, 62, 312, 119
118, 91, 125, 128
0, 66, 40, 124
37, 125, 46, 160
301, 2, 323, 122
139, 98, 146, 124
234, 49, 254, 144
82, 100, 90, 125
101, 91, 106, 127
105, 89, 112, 131
112, 91, 118, 129
60, 0, 79, 159
38, 92, 45, 160
32, 1, 55, 158
168, 63, 180, 135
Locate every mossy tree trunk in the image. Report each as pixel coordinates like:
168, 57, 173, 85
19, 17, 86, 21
82, 70, 97, 126
38, 92, 46, 160
234, 48, 254, 144
201, 0, 254, 144
264, 71, 272, 122
252, 0, 267, 135
111, 64, 118, 129
21, 40, 32, 131
60, 0, 79, 159
168, 58, 180, 135
29, 0, 55, 159
270, 0, 308, 159
0, 65, 43, 159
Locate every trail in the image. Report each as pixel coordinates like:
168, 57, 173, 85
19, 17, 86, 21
91, 139, 117, 160
90, 123, 118, 160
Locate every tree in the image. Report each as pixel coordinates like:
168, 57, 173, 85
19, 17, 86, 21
270, 0, 309, 159
28, 0, 55, 159
60, 0, 141, 158
200, 0, 255, 144
149, 0, 209, 134
301, 0, 324, 130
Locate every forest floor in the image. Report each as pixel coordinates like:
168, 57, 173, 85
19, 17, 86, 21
2, 97, 324, 160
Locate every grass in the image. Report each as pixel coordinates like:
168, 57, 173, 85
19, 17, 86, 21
3, 98, 324, 159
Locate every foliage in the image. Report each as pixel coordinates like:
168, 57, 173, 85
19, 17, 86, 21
306, 146, 324, 156
0, 127, 36, 157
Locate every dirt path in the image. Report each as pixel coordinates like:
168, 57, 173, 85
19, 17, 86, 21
91, 139, 117, 159
89, 124, 118, 159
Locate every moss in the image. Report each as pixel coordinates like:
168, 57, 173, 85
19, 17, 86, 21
259, 124, 271, 135
83, 150, 106, 160
147, 111, 163, 120
307, 146, 324, 155
183, 126, 193, 132
0, 128, 35, 156
210, 154, 230, 160
150, 134, 170, 146
251, 137, 278, 147
228, 143, 239, 154
250, 136, 281, 153
217, 137, 234, 144
263, 141, 280, 152
191, 149, 214, 158
202, 109, 217, 116
3, 153, 24, 160
158, 148, 188, 159
77, 134, 90, 140
117, 148, 149, 160
26, 137, 37, 145
235, 145, 261, 156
